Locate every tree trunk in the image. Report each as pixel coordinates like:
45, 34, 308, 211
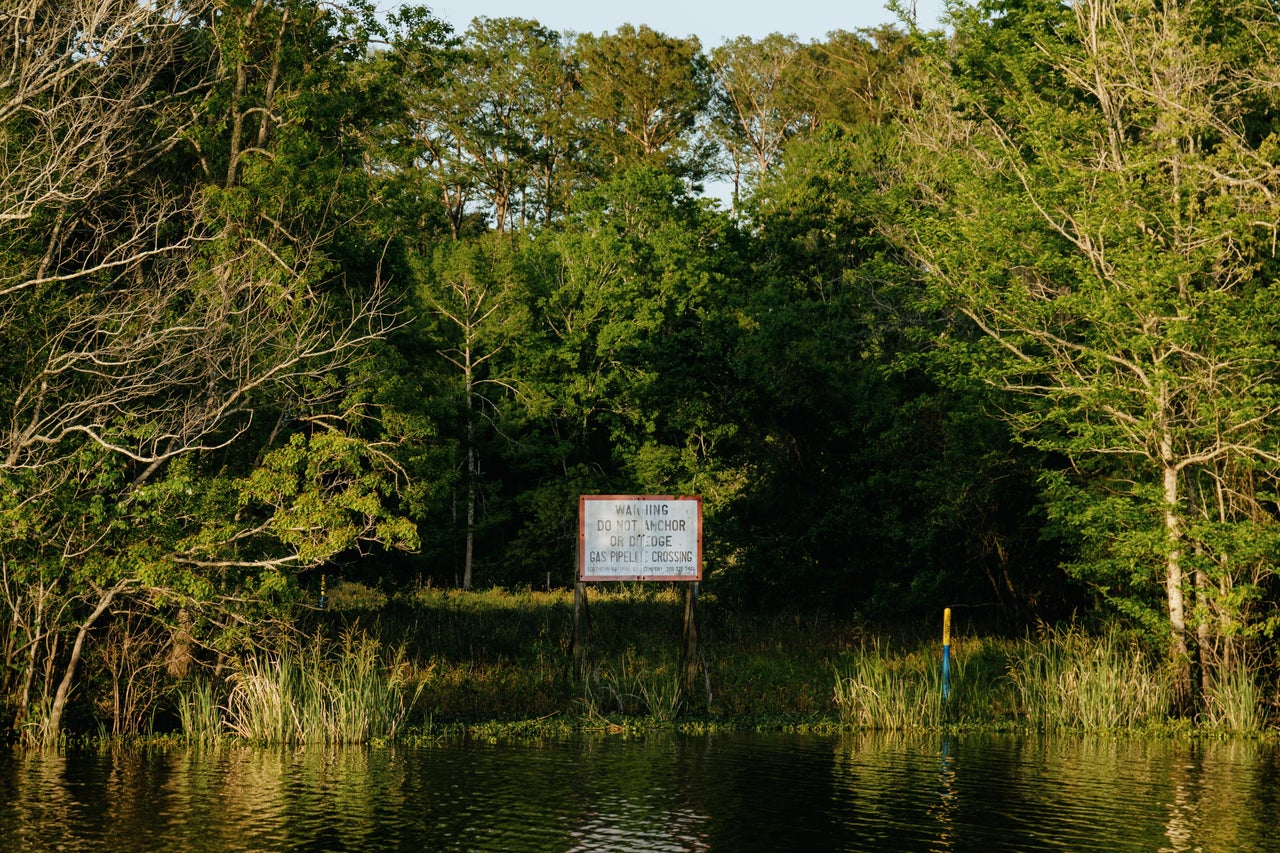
42, 583, 125, 745
463, 359, 476, 592
1193, 556, 1214, 699
464, 435, 476, 591
13, 582, 50, 730
1162, 451, 1192, 714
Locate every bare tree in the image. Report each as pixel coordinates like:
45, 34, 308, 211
0, 0, 211, 292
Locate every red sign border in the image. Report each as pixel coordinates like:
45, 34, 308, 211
578, 494, 703, 582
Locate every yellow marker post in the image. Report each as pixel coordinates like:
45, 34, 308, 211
941, 607, 952, 704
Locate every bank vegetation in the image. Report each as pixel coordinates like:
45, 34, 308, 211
5, 0, 1280, 743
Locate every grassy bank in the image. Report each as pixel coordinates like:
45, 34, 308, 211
155, 583, 1278, 744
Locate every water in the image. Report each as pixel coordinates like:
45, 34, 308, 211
1, 733, 1277, 852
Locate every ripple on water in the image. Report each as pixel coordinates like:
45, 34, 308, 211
0, 734, 1278, 852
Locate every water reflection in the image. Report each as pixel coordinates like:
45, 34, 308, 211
0, 733, 1278, 851
566, 737, 711, 852
929, 737, 958, 853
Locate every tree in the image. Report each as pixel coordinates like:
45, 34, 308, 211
573, 25, 713, 181
0, 0, 418, 742
377, 7, 472, 240
895, 0, 1280, 708
494, 168, 744, 583
454, 18, 579, 231
416, 235, 527, 589
378, 14, 583, 236
790, 27, 920, 130
707, 34, 811, 209
0, 0, 211, 298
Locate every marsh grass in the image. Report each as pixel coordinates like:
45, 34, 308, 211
223, 654, 301, 743
175, 677, 223, 744
831, 637, 1013, 729
586, 650, 683, 723
214, 631, 417, 744
307, 585, 1269, 736
1202, 663, 1264, 733
833, 641, 945, 729
832, 628, 1180, 732
1006, 626, 1168, 731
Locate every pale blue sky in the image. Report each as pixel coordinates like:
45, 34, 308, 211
415, 0, 949, 45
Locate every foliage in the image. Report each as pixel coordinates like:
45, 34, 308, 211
890, 0, 1280, 704
0, 0, 421, 744
583, 650, 684, 724
573, 25, 713, 181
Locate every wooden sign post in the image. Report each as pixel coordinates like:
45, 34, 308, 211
575, 495, 709, 703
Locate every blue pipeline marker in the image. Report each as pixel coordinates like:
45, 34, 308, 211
941, 607, 952, 704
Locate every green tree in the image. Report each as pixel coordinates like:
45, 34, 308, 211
0, 0, 419, 741
722, 120, 1062, 616
455, 17, 580, 231
573, 25, 713, 181
708, 34, 811, 210
377, 13, 583, 236
790, 27, 920, 130
895, 0, 1280, 707
377, 7, 472, 240
494, 168, 744, 582
415, 235, 529, 589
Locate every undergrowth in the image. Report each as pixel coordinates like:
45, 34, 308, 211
85, 584, 1280, 743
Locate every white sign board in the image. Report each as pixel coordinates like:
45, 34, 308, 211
579, 495, 702, 582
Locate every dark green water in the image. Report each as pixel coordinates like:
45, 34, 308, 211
1, 732, 1276, 851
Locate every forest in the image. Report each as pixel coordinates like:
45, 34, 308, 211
4, 0, 1280, 743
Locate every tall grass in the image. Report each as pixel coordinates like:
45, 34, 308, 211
832, 640, 949, 729
831, 635, 1018, 729
223, 653, 310, 743
1006, 626, 1168, 731
218, 632, 418, 744
302, 586, 1265, 735
832, 628, 1180, 732
585, 650, 683, 723
1202, 663, 1264, 734
175, 677, 223, 744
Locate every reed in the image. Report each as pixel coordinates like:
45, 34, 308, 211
832, 640, 946, 729
175, 677, 224, 744
1006, 625, 1167, 731
223, 654, 302, 742
830, 629, 1182, 732
325, 633, 419, 743
221, 632, 417, 744
1202, 663, 1264, 734
575, 649, 684, 725
309, 586, 1262, 736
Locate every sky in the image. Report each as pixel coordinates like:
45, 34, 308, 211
415, 0, 949, 46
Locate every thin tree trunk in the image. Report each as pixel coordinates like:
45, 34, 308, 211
42, 582, 126, 745
463, 359, 475, 592
1162, 451, 1192, 714
464, 435, 476, 591
1195, 563, 1210, 698
14, 583, 48, 729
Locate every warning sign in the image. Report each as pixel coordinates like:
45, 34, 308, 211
578, 495, 702, 582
